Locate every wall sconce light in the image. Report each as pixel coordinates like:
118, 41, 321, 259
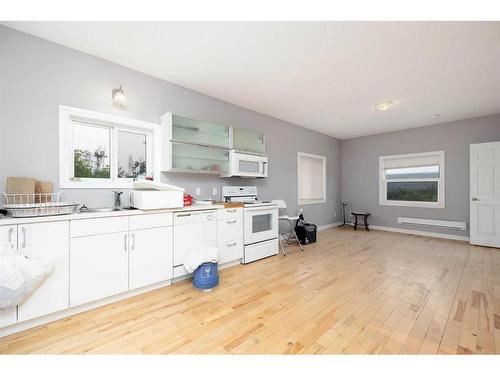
112, 85, 127, 107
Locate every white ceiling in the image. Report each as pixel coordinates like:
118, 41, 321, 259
4, 21, 500, 139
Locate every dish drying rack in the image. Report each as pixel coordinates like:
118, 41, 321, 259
2, 192, 79, 218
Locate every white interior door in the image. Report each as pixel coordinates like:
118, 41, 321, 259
470, 141, 500, 247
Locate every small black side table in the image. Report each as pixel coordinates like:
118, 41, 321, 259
351, 212, 371, 231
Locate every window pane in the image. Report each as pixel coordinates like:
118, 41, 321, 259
73, 122, 111, 179
385, 165, 439, 180
118, 131, 147, 178
387, 181, 438, 202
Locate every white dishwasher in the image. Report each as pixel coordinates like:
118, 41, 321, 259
173, 209, 217, 278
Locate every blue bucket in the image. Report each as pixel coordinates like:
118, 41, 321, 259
193, 262, 219, 290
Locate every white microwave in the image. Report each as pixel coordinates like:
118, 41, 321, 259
221, 150, 268, 178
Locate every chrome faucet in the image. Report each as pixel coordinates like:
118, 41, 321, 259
112, 190, 123, 209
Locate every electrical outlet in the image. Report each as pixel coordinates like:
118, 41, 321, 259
212, 187, 218, 196
195, 187, 201, 196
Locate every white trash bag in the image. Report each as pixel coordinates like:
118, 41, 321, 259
184, 246, 219, 274
0, 243, 53, 310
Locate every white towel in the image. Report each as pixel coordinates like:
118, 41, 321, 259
183, 247, 219, 274
0, 244, 53, 310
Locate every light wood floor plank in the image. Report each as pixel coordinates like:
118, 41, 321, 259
0, 227, 498, 354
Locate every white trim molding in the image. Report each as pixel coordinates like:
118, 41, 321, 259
379, 150, 445, 209
317, 222, 342, 231
59, 105, 162, 189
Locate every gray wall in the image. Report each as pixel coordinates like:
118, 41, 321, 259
0, 25, 341, 226
341, 114, 500, 236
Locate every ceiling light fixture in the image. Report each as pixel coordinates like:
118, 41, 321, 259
112, 85, 127, 107
374, 100, 394, 111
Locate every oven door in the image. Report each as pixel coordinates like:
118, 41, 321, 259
230, 152, 268, 178
244, 206, 278, 244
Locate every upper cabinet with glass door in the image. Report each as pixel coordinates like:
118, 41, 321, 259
166, 113, 230, 149
232, 128, 265, 155
160, 112, 231, 174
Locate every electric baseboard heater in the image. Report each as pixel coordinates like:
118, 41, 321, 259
397, 217, 467, 231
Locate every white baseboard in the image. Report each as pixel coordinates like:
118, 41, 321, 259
318, 222, 342, 231
369, 225, 470, 242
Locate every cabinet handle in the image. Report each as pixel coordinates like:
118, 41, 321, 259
132, 233, 136, 250
8, 227, 14, 247
124, 234, 128, 252
226, 220, 237, 224
227, 209, 237, 213
227, 242, 237, 247
177, 213, 191, 217
21, 227, 26, 249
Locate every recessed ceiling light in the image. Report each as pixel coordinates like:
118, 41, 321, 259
374, 100, 394, 111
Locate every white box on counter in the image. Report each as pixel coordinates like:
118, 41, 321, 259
130, 190, 184, 210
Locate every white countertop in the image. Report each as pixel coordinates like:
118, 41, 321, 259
0, 204, 227, 226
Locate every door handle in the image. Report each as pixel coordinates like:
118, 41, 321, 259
8, 227, 13, 247
21, 227, 26, 249
472, 197, 480, 201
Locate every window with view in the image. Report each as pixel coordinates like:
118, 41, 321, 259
60, 106, 158, 188
379, 151, 444, 208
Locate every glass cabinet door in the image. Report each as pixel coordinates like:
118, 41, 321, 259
171, 142, 229, 173
232, 128, 265, 154
171, 114, 230, 148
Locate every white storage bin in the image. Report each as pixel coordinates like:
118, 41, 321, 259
130, 191, 183, 210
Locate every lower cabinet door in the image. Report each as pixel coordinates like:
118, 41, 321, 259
70, 232, 129, 307
129, 226, 173, 290
17, 221, 70, 322
219, 239, 244, 264
0, 308, 17, 329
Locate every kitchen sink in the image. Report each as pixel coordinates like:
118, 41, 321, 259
79, 207, 136, 213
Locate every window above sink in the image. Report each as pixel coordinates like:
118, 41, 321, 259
59, 106, 161, 189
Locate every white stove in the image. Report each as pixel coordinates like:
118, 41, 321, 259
222, 186, 279, 264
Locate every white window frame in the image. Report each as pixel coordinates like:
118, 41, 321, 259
297, 152, 327, 206
379, 151, 445, 208
59, 105, 161, 189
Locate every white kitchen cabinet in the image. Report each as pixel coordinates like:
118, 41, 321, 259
70, 232, 129, 307
129, 226, 173, 290
219, 239, 244, 264
217, 212, 244, 264
0, 225, 18, 328
17, 221, 70, 322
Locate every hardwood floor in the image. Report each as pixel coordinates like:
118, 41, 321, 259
1, 227, 499, 354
